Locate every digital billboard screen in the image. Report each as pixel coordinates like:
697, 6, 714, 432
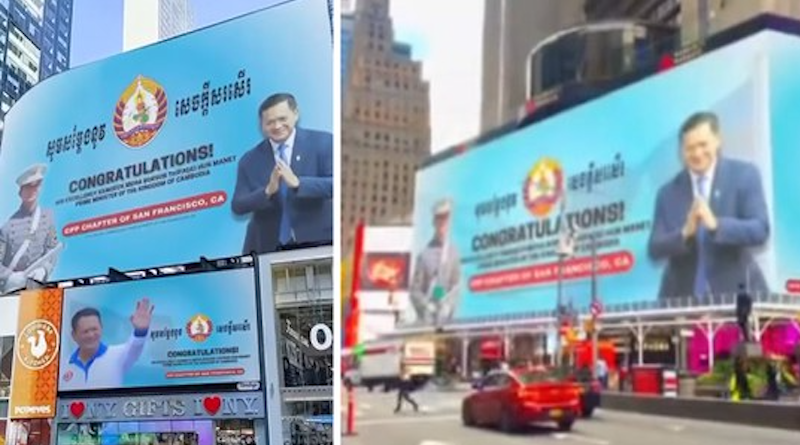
407, 31, 800, 325
57, 268, 259, 392
0, 0, 333, 287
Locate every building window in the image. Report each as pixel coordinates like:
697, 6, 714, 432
313, 263, 333, 290
7, 25, 40, 84
278, 306, 333, 387
0, 335, 12, 397
283, 402, 333, 444
19, 0, 44, 24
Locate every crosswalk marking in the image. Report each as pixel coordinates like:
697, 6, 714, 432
356, 414, 460, 426
562, 434, 611, 445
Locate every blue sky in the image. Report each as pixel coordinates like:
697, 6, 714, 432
390, 0, 483, 151
71, 0, 289, 67
69, 0, 483, 152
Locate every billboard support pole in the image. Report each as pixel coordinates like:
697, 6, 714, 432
591, 232, 599, 380
555, 200, 569, 367
555, 254, 564, 367
555, 199, 574, 368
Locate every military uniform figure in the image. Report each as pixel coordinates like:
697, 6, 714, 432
409, 199, 461, 326
0, 164, 62, 293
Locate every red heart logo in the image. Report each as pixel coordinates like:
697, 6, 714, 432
203, 396, 221, 415
70, 402, 85, 419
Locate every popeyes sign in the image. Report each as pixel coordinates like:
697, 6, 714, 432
360, 253, 411, 291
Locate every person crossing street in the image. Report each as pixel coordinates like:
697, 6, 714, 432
394, 369, 420, 413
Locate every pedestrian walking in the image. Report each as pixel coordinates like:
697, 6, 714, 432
729, 357, 752, 401
394, 369, 419, 413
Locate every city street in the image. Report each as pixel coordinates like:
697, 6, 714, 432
341, 388, 800, 445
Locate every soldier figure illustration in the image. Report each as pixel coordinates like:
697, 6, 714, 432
0, 164, 62, 293
409, 199, 461, 325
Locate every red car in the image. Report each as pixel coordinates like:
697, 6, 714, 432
462, 368, 581, 433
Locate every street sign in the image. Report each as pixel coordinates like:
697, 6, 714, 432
590, 300, 603, 317
237, 381, 261, 391
557, 230, 576, 257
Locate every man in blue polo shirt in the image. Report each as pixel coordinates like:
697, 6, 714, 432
60, 298, 153, 391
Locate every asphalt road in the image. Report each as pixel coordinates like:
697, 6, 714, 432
341, 387, 800, 445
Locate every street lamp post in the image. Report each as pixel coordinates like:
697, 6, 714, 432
555, 250, 565, 366
590, 231, 600, 379
554, 201, 574, 367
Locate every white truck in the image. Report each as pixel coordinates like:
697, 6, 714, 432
346, 338, 436, 391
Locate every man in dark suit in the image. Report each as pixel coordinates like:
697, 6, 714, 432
648, 111, 769, 300
232, 93, 333, 254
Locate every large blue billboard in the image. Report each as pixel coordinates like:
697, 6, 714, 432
0, 0, 333, 287
407, 31, 800, 325
58, 268, 259, 392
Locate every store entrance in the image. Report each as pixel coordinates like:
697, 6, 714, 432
56, 420, 256, 445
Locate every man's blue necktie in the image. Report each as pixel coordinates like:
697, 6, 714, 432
277, 143, 292, 245
694, 175, 708, 298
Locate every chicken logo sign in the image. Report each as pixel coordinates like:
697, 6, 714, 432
113, 75, 168, 148
16, 319, 60, 370
368, 258, 404, 288
186, 314, 213, 343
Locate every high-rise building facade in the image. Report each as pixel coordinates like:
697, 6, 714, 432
341, 13, 354, 102
341, 0, 356, 14
264, 247, 334, 445
681, 0, 800, 42
481, 0, 585, 133
123, 0, 193, 51
583, 0, 681, 24
0, 0, 73, 134
341, 0, 430, 253
483, 0, 800, 133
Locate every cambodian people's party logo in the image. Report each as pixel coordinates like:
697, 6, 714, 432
523, 157, 564, 217
113, 75, 168, 148
186, 314, 213, 342
16, 319, 60, 370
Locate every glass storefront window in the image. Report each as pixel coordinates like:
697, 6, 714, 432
0, 336, 13, 398
313, 264, 333, 290
279, 307, 333, 387
273, 261, 334, 305
56, 421, 228, 445
267, 255, 333, 445
282, 402, 332, 445
6, 419, 51, 445
215, 420, 255, 445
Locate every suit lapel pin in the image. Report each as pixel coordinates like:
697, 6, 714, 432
296, 155, 301, 162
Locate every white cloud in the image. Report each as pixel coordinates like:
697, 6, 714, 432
390, 0, 484, 153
